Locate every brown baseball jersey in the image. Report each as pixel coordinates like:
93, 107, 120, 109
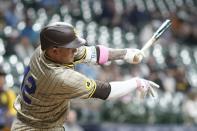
12, 46, 97, 130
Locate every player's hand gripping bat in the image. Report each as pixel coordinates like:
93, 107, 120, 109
134, 19, 171, 62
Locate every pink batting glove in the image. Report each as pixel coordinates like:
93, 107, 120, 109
135, 78, 160, 99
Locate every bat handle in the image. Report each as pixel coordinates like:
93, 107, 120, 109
141, 37, 156, 53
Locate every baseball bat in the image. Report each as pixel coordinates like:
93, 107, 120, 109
141, 19, 171, 53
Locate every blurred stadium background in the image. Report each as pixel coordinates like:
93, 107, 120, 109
0, 0, 197, 131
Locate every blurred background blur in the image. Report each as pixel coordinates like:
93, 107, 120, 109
0, 0, 197, 131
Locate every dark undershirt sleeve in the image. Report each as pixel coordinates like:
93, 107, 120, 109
91, 80, 111, 100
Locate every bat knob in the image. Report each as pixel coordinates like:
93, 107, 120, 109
133, 53, 143, 64
124, 49, 144, 64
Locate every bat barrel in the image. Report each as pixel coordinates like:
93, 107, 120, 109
140, 19, 171, 53
153, 19, 171, 40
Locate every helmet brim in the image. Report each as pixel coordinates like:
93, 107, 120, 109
59, 37, 86, 48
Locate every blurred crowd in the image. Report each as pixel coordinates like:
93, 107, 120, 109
0, 0, 197, 130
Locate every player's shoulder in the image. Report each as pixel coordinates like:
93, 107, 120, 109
54, 67, 78, 78
29, 46, 42, 62
60, 68, 88, 83
32, 45, 42, 56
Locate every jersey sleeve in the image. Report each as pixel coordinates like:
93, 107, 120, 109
73, 46, 87, 64
59, 69, 97, 99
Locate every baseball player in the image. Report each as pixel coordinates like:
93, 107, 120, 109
11, 22, 159, 131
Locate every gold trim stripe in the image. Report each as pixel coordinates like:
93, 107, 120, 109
88, 80, 97, 98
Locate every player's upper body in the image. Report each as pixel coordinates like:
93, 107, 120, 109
12, 22, 159, 130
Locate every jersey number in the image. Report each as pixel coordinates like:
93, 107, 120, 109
21, 66, 36, 104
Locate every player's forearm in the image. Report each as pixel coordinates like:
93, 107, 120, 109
97, 45, 143, 64
108, 49, 127, 61
107, 79, 137, 100
91, 78, 137, 100
92, 78, 159, 100
78, 45, 143, 65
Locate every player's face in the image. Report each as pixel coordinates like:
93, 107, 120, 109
57, 47, 77, 64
